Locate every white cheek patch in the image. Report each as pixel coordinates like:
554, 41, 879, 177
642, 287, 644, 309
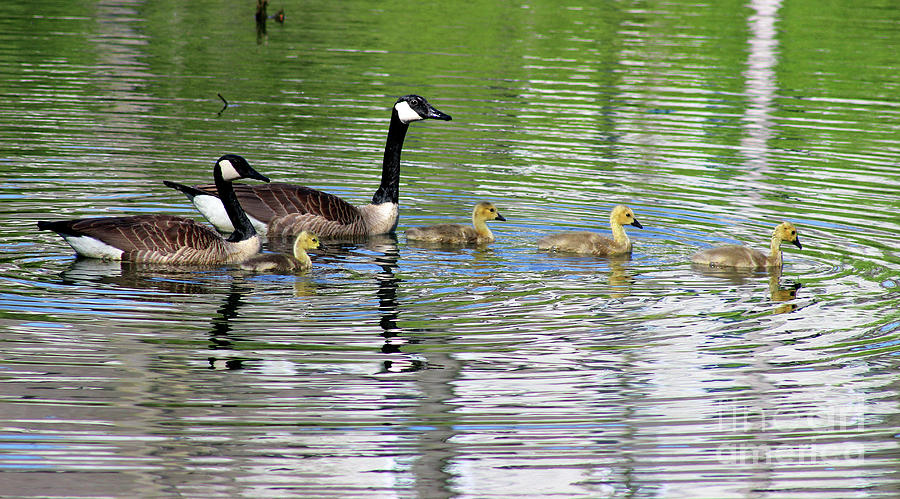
394, 101, 423, 124
218, 159, 241, 181
64, 235, 124, 260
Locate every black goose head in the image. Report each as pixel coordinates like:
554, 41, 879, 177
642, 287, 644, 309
393, 95, 452, 124
215, 154, 271, 183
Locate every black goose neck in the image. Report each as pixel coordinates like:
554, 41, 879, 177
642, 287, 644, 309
214, 166, 257, 242
371, 109, 410, 205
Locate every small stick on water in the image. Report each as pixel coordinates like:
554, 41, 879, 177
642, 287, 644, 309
217, 93, 228, 115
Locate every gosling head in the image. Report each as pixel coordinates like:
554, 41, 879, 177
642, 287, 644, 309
393, 94, 453, 124
773, 221, 802, 249
293, 231, 321, 254
473, 202, 506, 222
610, 205, 643, 229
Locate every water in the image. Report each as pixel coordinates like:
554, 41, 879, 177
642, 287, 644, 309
2, 0, 899, 496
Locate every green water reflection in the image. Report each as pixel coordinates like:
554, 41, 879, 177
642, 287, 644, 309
1, 0, 899, 497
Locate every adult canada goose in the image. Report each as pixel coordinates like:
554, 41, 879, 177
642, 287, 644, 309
538, 204, 643, 256
691, 221, 802, 269
240, 231, 320, 272
165, 94, 452, 239
37, 154, 270, 264
406, 201, 507, 244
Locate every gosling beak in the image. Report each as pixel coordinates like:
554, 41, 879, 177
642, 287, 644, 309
495, 212, 507, 222
792, 237, 802, 250
426, 103, 452, 121
630, 219, 644, 229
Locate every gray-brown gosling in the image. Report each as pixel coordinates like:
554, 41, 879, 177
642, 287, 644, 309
691, 221, 802, 269
37, 155, 269, 264
406, 202, 507, 244
240, 231, 320, 272
538, 204, 643, 256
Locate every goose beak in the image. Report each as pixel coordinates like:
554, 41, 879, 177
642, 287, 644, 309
246, 167, 270, 183
792, 237, 802, 250
426, 104, 452, 121
630, 219, 644, 229
495, 213, 507, 222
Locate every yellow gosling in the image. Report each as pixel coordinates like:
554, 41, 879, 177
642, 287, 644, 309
241, 231, 320, 272
538, 204, 643, 256
406, 202, 507, 244
692, 221, 802, 269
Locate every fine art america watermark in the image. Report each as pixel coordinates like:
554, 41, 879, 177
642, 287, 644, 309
714, 394, 867, 465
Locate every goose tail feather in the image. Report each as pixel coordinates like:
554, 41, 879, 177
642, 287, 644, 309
164, 180, 211, 200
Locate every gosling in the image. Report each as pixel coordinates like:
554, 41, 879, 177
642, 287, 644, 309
691, 221, 802, 269
240, 231, 320, 272
406, 202, 507, 244
538, 204, 643, 256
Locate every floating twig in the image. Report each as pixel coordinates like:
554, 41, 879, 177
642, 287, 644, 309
217, 93, 228, 115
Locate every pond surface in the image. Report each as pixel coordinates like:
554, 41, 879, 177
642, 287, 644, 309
1, 0, 899, 496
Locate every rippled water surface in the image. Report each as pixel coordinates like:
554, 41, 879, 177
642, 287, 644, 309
2, 0, 899, 496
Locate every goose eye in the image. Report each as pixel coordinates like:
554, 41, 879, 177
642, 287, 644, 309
409, 98, 419, 106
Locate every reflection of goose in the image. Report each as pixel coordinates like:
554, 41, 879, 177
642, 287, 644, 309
770, 283, 800, 302
241, 231, 320, 272
607, 256, 633, 298
38, 155, 269, 264
406, 202, 506, 244
55, 258, 214, 294
255, 0, 271, 22
692, 221, 802, 269
769, 269, 801, 315
166, 95, 452, 239
538, 205, 643, 256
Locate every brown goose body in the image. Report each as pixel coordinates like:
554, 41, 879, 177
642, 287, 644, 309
538, 205, 643, 256
38, 215, 261, 264
241, 231, 320, 272
38, 155, 269, 264
167, 95, 452, 239
406, 202, 506, 245
692, 221, 802, 269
